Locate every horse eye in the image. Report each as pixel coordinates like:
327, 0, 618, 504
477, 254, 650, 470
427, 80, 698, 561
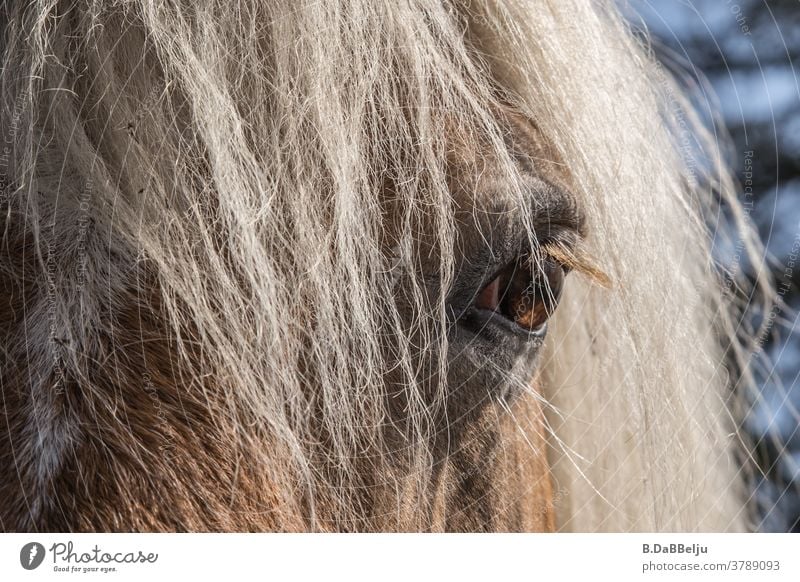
474, 253, 565, 332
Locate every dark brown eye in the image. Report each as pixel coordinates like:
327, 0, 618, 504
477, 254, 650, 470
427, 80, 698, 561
474, 253, 565, 332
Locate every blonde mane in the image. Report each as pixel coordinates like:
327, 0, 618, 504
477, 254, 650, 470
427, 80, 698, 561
0, 0, 769, 531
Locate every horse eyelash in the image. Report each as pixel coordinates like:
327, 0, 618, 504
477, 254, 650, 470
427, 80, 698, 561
541, 239, 612, 289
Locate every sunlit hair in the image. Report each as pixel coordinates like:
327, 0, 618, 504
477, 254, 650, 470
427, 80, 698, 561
0, 0, 770, 531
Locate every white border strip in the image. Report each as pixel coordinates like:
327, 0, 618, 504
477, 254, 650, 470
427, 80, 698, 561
2, 533, 797, 581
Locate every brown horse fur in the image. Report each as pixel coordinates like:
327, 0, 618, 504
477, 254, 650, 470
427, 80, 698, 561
0, 1, 769, 532
0, 104, 556, 531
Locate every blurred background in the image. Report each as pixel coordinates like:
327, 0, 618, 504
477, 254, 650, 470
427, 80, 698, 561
624, 0, 800, 532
